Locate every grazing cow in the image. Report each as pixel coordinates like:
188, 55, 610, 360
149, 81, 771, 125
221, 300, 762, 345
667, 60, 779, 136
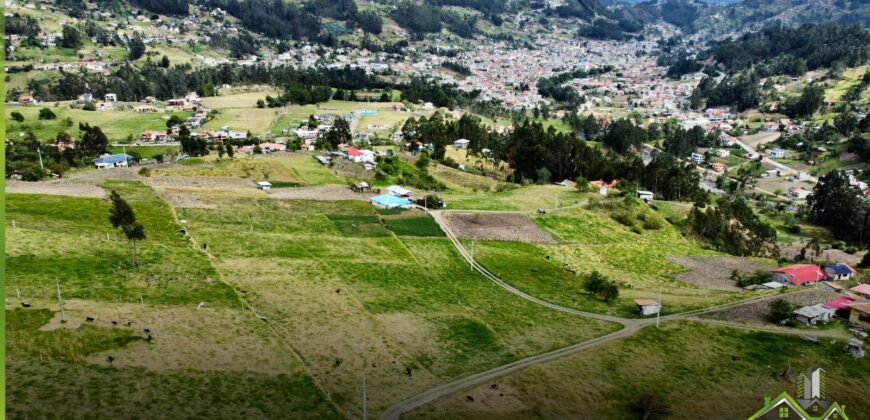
335, 289, 341, 294
406, 367, 413, 377
106, 356, 115, 364
111, 321, 118, 326
86, 317, 95, 323
146, 334, 153, 342
490, 384, 498, 390
143, 328, 151, 334
335, 359, 341, 367
466, 395, 474, 402
126, 321, 132, 327
20, 302, 31, 308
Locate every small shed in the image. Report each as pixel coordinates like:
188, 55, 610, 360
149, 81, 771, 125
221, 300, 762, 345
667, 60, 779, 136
256, 181, 272, 191
453, 138, 470, 149
793, 304, 835, 326
634, 299, 661, 316
636, 190, 654, 203
761, 281, 786, 290
352, 182, 371, 193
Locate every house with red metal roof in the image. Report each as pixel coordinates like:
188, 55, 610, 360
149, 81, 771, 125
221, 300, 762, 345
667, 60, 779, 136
851, 283, 870, 299
771, 264, 826, 286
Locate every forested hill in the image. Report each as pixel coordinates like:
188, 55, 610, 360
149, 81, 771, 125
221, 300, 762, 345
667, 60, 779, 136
668, 24, 870, 78
624, 0, 870, 35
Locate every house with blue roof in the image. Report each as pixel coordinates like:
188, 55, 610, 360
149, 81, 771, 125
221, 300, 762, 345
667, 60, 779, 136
93, 154, 134, 169
825, 264, 855, 281
371, 194, 412, 210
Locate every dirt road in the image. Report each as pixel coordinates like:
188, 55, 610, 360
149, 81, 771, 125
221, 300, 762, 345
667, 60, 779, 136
379, 208, 840, 419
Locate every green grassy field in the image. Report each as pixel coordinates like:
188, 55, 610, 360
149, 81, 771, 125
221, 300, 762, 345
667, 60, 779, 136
409, 321, 870, 419
155, 155, 342, 186
5, 106, 188, 142
5, 182, 341, 418
442, 185, 592, 211
465, 204, 741, 316
174, 193, 619, 416
6, 182, 238, 306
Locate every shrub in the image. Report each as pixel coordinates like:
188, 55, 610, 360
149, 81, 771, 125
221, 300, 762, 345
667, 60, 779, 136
82, 101, 96, 111
138, 167, 151, 177
10, 111, 24, 122
495, 183, 517, 192
642, 212, 666, 230
768, 298, 793, 324
858, 251, 870, 269
38, 107, 56, 120
153, 154, 164, 164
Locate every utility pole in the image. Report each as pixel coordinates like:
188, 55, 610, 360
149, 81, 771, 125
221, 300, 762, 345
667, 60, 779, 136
656, 289, 662, 328
362, 367, 367, 420
37, 147, 45, 173
56, 280, 66, 323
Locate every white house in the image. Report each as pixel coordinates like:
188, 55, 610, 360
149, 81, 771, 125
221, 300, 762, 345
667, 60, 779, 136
715, 149, 731, 158
634, 299, 661, 316
104, 93, 118, 102
346, 148, 375, 163
688, 153, 704, 164
387, 185, 412, 198
767, 148, 786, 159
637, 190, 654, 203
453, 138, 470, 149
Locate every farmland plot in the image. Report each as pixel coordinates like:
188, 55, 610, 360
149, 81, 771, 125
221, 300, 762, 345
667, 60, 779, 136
177, 195, 619, 417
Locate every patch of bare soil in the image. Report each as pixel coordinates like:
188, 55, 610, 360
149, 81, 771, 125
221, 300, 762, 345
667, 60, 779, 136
330, 158, 374, 180
6, 180, 105, 198
59, 167, 143, 184
702, 288, 840, 325
739, 132, 781, 148
159, 190, 218, 209
38, 299, 299, 375
145, 176, 256, 189
444, 212, 557, 244
780, 245, 862, 265
454, 381, 528, 413
267, 185, 371, 201
668, 256, 776, 291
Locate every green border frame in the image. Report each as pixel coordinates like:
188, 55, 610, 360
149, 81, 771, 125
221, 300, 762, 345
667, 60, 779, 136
1, 4, 8, 416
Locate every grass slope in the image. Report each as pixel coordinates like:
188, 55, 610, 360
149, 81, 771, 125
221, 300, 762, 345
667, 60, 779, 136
6, 181, 238, 306
176, 194, 618, 416
409, 321, 870, 419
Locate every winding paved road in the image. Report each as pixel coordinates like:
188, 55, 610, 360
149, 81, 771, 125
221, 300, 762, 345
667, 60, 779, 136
380, 207, 834, 420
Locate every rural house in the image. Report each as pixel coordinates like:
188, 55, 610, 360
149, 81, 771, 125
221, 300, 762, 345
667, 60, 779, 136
387, 185, 412, 198
351, 182, 370, 193
849, 302, 870, 329
851, 284, 870, 299
634, 299, 661, 316
824, 264, 854, 281
453, 138, 470, 149
792, 304, 835, 325
93, 154, 133, 169
771, 264, 826, 286
371, 194, 412, 209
